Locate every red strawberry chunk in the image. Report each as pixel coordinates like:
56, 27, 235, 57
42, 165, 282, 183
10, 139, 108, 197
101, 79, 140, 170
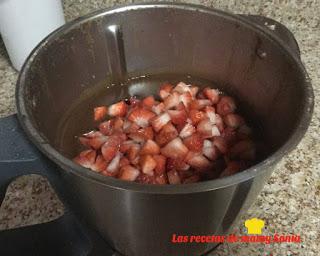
128, 132, 147, 143
180, 92, 193, 108
221, 127, 238, 145
128, 107, 156, 127
229, 140, 255, 160
215, 113, 224, 132
151, 112, 171, 132
106, 152, 121, 174
128, 144, 141, 162
167, 170, 181, 184
173, 82, 191, 94
183, 133, 204, 152
101, 135, 122, 163
140, 155, 157, 176
153, 155, 167, 175
79, 131, 108, 150
203, 87, 220, 104
159, 83, 173, 99
99, 120, 114, 135
73, 149, 96, 169
197, 119, 220, 138
167, 158, 190, 171
167, 109, 187, 126
91, 155, 107, 172
142, 96, 156, 109
183, 174, 200, 184
216, 96, 236, 116
212, 137, 228, 154
152, 102, 165, 115
155, 174, 168, 184
161, 137, 188, 159
140, 139, 160, 155
204, 106, 216, 123
224, 113, 244, 129
120, 140, 135, 153
164, 92, 180, 110
113, 117, 124, 131
179, 123, 196, 139
119, 157, 130, 168
94, 106, 108, 121
185, 151, 211, 170
128, 96, 140, 107
189, 110, 206, 125
108, 101, 127, 117
220, 161, 245, 177
190, 86, 199, 98
155, 122, 178, 146
119, 165, 140, 181
190, 99, 212, 110
202, 140, 218, 160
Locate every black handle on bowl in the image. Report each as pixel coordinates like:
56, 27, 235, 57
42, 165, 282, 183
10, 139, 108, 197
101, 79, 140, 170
240, 14, 301, 58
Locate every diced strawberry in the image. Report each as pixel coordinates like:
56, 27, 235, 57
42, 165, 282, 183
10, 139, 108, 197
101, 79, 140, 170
128, 144, 141, 162
136, 174, 156, 184
99, 120, 114, 135
143, 126, 154, 140
216, 96, 236, 116
202, 140, 218, 160
203, 87, 220, 104
140, 139, 160, 155
197, 119, 220, 138
190, 86, 199, 98
183, 133, 204, 152
190, 99, 212, 110
142, 96, 156, 109
221, 127, 238, 145
155, 174, 168, 184
128, 107, 156, 127
215, 113, 224, 132
153, 155, 167, 175
179, 123, 196, 138
197, 91, 205, 99
113, 117, 124, 131
167, 158, 190, 171
167, 170, 181, 184
131, 156, 140, 166
120, 140, 135, 153
173, 82, 191, 94
220, 161, 244, 177
185, 151, 211, 170
167, 108, 187, 126
161, 137, 189, 159
151, 112, 171, 132
128, 127, 154, 143
128, 96, 140, 107
163, 91, 180, 110
183, 175, 200, 184
79, 131, 108, 149
229, 140, 255, 160
155, 122, 178, 146
224, 113, 244, 129
101, 135, 121, 163
106, 152, 121, 174
152, 102, 165, 115
159, 83, 173, 99
140, 155, 157, 176
212, 137, 228, 154
180, 92, 193, 108
91, 155, 107, 172
73, 149, 96, 169
123, 121, 140, 134
204, 106, 216, 123
108, 101, 127, 117
119, 165, 140, 181
178, 169, 194, 180
94, 106, 108, 121
189, 110, 206, 125
119, 157, 130, 168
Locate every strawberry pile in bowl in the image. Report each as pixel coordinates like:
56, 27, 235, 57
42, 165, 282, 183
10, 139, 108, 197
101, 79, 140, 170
73, 82, 256, 184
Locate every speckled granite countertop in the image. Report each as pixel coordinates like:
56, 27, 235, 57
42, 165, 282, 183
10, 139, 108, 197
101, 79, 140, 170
0, 0, 319, 255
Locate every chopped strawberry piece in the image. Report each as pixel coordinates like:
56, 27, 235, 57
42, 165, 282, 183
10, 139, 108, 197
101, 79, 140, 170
229, 140, 255, 160
173, 82, 191, 94
163, 91, 180, 110
189, 110, 206, 125
190, 86, 199, 98
128, 107, 156, 127
203, 87, 220, 104
221, 127, 238, 145
167, 158, 190, 171
152, 102, 165, 115
179, 123, 196, 139
119, 156, 130, 168
183, 133, 204, 152
215, 113, 224, 132
140, 155, 157, 176
220, 161, 245, 177
128, 144, 141, 162
185, 151, 211, 170
143, 126, 154, 140
155, 174, 168, 184
79, 131, 108, 150
136, 174, 156, 184
106, 152, 121, 174
212, 137, 228, 154
167, 170, 181, 184
151, 112, 171, 132
108, 101, 127, 117
94, 106, 108, 121
73, 149, 96, 169
183, 174, 200, 184
155, 122, 178, 146
161, 137, 189, 159
140, 139, 160, 155
99, 120, 114, 135
113, 117, 124, 131
128, 127, 154, 143
180, 92, 193, 108
101, 135, 121, 163
123, 122, 140, 134
202, 140, 218, 160
128, 96, 140, 107
197, 119, 220, 138
216, 96, 236, 116
204, 106, 216, 123
120, 140, 135, 153
167, 108, 187, 126
224, 113, 244, 129
159, 83, 173, 99
190, 99, 212, 110
142, 96, 156, 109
153, 155, 167, 175
119, 165, 140, 181
91, 155, 107, 172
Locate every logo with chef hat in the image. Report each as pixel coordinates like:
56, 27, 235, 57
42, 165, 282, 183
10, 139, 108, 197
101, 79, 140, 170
245, 218, 265, 235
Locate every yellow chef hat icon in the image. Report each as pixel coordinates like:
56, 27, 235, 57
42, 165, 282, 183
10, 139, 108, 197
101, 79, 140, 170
245, 218, 265, 234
